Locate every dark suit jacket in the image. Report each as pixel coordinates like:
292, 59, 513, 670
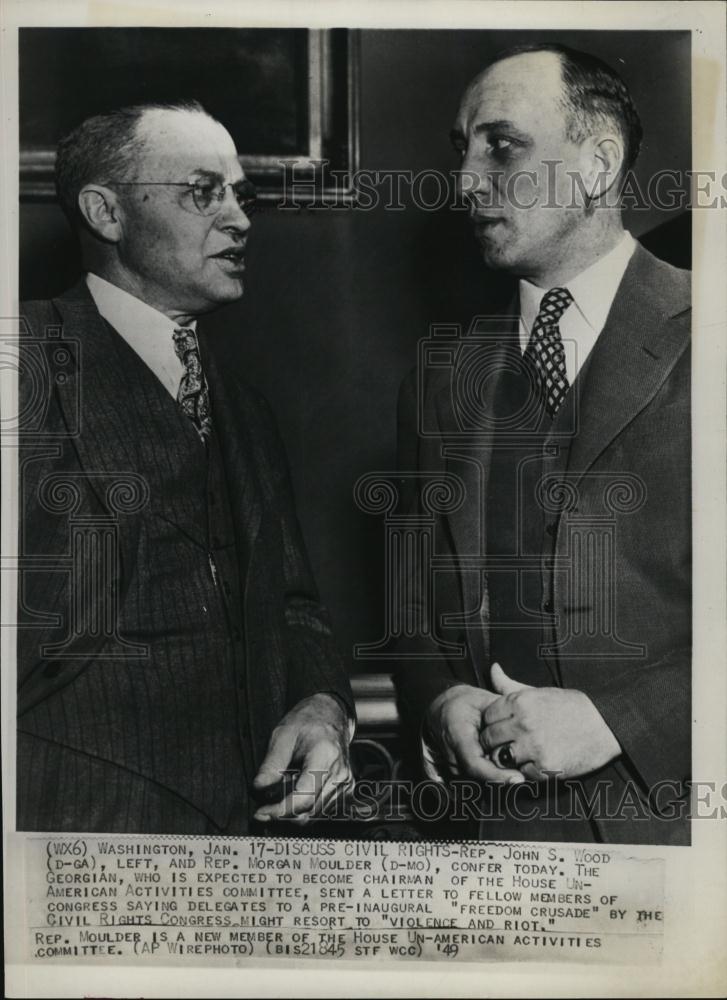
394, 245, 691, 845
17, 281, 353, 826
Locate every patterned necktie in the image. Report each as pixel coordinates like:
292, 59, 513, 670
524, 286, 573, 419
172, 327, 212, 442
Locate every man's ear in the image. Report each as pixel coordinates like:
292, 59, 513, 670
77, 184, 124, 243
580, 133, 625, 203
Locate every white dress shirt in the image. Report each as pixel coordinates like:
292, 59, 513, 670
518, 231, 637, 383
85, 272, 193, 399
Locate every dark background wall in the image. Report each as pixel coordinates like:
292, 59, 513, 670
19, 29, 691, 671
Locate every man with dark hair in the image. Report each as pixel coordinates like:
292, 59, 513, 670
395, 45, 690, 844
18, 101, 354, 833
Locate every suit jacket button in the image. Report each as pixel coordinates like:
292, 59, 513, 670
543, 600, 554, 614
546, 521, 557, 537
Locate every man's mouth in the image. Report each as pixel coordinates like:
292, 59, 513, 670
211, 246, 246, 266
471, 214, 504, 225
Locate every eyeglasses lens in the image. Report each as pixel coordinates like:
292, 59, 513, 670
192, 180, 258, 216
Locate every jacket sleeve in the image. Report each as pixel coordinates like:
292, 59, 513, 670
582, 650, 690, 794
391, 369, 472, 732
17, 299, 128, 716
249, 390, 355, 721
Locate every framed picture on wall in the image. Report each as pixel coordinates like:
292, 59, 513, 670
19, 26, 359, 201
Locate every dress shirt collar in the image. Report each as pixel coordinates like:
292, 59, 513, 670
518, 231, 637, 339
85, 272, 196, 399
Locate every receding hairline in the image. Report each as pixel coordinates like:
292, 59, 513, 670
134, 104, 227, 132
461, 49, 571, 116
122, 106, 239, 180
53, 99, 238, 227
471, 48, 564, 86
459, 45, 635, 150
454, 51, 571, 147
131, 106, 234, 152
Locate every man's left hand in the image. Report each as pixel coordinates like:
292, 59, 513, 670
252, 693, 353, 824
481, 663, 621, 780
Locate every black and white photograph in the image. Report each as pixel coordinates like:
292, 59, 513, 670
1, 1, 725, 997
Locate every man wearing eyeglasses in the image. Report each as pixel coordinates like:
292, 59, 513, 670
17, 100, 354, 834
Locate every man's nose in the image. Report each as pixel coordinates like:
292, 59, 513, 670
458, 158, 496, 211
217, 185, 252, 233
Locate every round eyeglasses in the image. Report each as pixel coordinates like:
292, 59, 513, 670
109, 177, 258, 217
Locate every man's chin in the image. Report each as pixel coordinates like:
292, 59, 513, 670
209, 277, 246, 304
478, 241, 514, 272
189, 281, 245, 317
473, 227, 511, 267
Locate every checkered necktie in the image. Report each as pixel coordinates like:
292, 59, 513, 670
172, 327, 212, 442
524, 287, 573, 419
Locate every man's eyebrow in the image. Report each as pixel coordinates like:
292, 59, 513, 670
187, 167, 250, 187
450, 119, 527, 143
187, 168, 223, 181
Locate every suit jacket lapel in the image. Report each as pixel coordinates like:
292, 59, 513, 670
53, 281, 209, 548
53, 282, 143, 502
202, 345, 263, 575
441, 340, 511, 558
566, 245, 690, 482
436, 310, 520, 677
